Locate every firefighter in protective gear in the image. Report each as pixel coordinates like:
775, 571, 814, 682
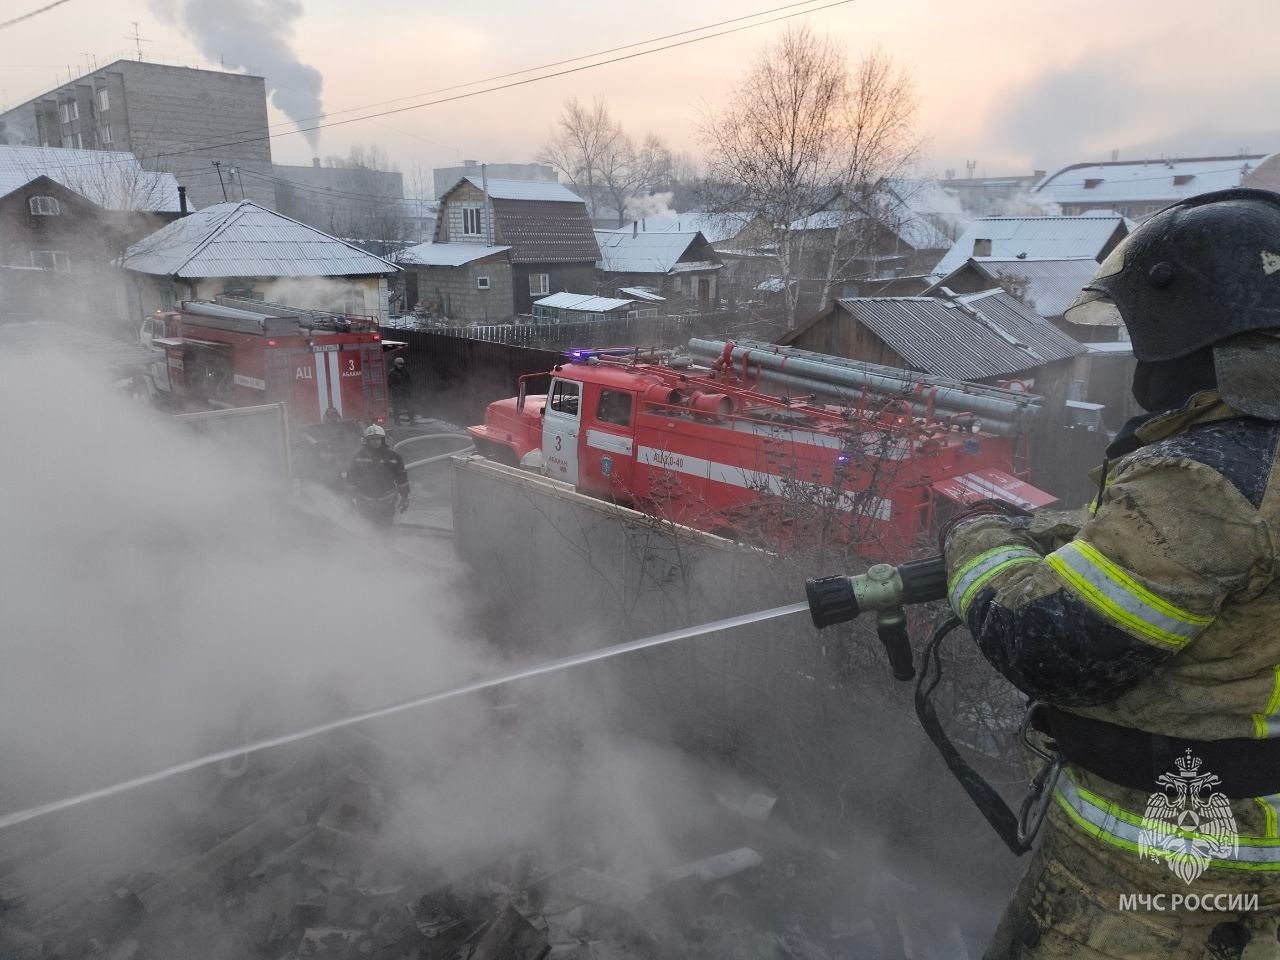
346, 424, 410, 514
387, 355, 413, 424
941, 190, 1280, 958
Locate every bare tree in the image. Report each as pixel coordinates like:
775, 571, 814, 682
539, 97, 672, 226
700, 28, 920, 324
816, 48, 920, 307
538, 96, 619, 220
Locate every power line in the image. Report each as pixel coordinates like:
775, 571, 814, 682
145, 0, 859, 163
0, 0, 74, 31
120, 0, 847, 163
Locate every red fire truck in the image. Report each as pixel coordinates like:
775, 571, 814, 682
141, 298, 396, 427
468, 341, 1055, 556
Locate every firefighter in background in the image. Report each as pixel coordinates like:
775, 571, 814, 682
940, 190, 1280, 958
346, 424, 409, 523
387, 356, 413, 424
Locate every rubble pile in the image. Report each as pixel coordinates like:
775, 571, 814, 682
0, 733, 942, 960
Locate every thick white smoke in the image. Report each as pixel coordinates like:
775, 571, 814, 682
151, 0, 325, 152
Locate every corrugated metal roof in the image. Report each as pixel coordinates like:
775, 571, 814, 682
124, 201, 399, 278
491, 198, 600, 264
930, 214, 1125, 278
595, 230, 710, 273
396, 242, 509, 266
1036, 155, 1270, 205
534, 292, 634, 312
618, 286, 665, 301
461, 176, 583, 203
838, 290, 1085, 380
935, 257, 1100, 318
0, 145, 184, 212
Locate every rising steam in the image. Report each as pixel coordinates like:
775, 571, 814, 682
151, 0, 325, 151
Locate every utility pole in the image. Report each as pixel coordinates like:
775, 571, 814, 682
213, 161, 228, 202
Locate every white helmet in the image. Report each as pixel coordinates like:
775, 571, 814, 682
394, 356, 405, 368
363, 423, 387, 446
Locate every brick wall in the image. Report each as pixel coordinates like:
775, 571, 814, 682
438, 180, 492, 243
115, 62, 274, 210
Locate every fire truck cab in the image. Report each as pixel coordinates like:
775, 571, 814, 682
141, 297, 395, 427
470, 348, 1056, 554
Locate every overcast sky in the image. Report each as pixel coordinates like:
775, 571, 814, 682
2, 0, 1277, 186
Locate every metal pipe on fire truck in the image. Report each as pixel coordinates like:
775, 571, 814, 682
687, 339, 1041, 432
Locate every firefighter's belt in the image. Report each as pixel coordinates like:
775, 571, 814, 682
1044, 708, 1280, 799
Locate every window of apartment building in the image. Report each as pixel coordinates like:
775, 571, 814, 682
476, 276, 490, 289
100, 123, 112, 145
529, 273, 549, 296
97, 88, 110, 112
60, 101, 79, 123
30, 250, 71, 271
461, 205, 483, 236
28, 196, 60, 216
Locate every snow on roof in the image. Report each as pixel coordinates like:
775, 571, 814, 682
460, 176, 583, 203
1035, 155, 1271, 205
605, 211, 753, 244
618, 286, 665, 301
935, 256, 1100, 318
930, 214, 1126, 278
534, 292, 634, 312
595, 230, 708, 273
396, 242, 509, 267
0, 144, 184, 212
124, 201, 399, 278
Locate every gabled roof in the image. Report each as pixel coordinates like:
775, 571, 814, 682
396, 242, 509, 267
608, 211, 755, 244
124, 201, 399, 278
1036, 154, 1272, 206
833, 289, 1085, 380
0, 144, 183, 212
534, 292, 634, 312
594, 230, 718, 274
930, 213, 1126, 279
930, 257, 1100, 319
460, 176, 583, 203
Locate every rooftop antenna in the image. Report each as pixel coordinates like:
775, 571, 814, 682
125, 22, 153, 61
213, 160, 229, 202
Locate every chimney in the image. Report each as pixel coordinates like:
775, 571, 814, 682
973, 238, 992, 257
632, 220, 638, 237
177, 185, 188, 214
312, 157, 320, 168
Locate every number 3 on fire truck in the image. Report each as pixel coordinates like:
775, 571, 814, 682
554, 435, 562, 451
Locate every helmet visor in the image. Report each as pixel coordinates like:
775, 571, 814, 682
1062, 287, 1125, 327
1063, 236, 1131, 327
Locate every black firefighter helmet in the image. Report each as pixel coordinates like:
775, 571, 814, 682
1065, 187, 1280, 417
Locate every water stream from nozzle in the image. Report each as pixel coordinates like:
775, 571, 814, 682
0, 601, 809, 832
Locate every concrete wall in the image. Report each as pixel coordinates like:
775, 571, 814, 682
405, 258, 513, 323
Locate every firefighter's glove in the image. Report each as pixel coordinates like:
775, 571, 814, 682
938, 498, 1030, 554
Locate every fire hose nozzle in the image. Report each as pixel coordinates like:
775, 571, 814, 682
805, 556, 949, 629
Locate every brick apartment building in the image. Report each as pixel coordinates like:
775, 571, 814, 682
0, 59, 274, 210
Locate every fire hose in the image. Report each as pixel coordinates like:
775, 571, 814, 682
806, 558, 1055, 855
